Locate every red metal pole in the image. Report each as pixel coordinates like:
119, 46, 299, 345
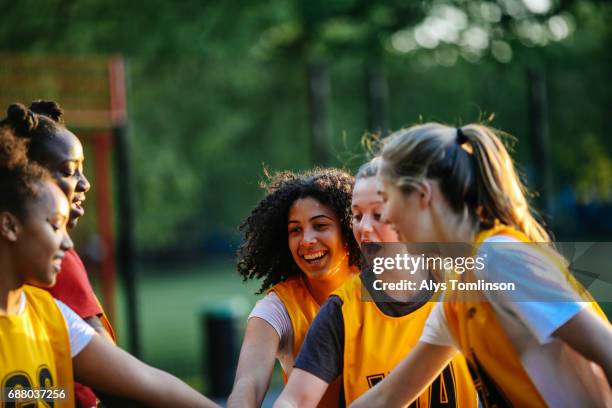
93, 132, 117, 325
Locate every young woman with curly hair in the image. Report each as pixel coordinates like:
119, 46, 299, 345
228, 168, 361, 408
0, 128, 218, 407
274, 158, 477, 408
0, 101, 115, 407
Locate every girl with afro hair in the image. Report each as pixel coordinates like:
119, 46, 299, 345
0, 101, 115, 407
274, 158, 477, 408
228, 168, 361, 408
0, 127, 218, 407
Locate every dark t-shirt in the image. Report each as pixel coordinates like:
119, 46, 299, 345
294, 275, 432, 383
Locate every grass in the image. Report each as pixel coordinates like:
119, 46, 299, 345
106, 258, 274, 393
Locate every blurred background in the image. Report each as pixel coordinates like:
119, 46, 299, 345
1, 0, 610, 403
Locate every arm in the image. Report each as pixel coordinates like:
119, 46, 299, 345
553, 306, 612, 385
273, 368, 329, 408
74, 335, 218, 408
84, 315, 115, 343
227, 317, 280, 408
350, 341, 456, 408
482, 240, 612, 385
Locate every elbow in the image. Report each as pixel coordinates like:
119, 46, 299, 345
273, 398, 298, 408
273, 390, 314, 408
350, 389, 391, 408
228, 377, 260, 408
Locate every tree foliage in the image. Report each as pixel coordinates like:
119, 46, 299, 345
1, 0, 610, 248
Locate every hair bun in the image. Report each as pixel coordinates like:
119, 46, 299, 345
7, 103, 38, 134
0, 128, 29, 170
29, 100, 64, 123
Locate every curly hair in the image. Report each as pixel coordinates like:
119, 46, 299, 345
0, 127, 52, 221
237, 167, 360, 293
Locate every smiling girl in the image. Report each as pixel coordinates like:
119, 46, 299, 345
0, 128, 218, 407
0, 101, 115, 407
228, 168, 361, 408
273, 158, 477, 408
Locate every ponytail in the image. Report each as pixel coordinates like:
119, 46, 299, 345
380, 122, 550, 242
460, 124, 550, 242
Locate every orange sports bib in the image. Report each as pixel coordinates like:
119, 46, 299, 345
271, 276, 342, 407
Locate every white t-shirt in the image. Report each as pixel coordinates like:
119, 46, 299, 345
420, 235, 612, 408
248, 292, 295, 374
20, 292, 95, 357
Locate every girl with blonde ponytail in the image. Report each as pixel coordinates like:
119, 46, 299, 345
351, 123, 612, 408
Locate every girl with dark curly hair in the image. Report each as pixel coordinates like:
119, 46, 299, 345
228, 168, 361, 408
0, 101, 115, 407
0, 128, 218, 407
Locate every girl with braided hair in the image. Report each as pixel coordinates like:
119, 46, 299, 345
1, 101, 114, 407
0, 128, 218, 407
228, 168, 361, 408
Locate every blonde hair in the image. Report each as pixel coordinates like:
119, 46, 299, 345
379, 123, 550, 242
355, 157, 381, 180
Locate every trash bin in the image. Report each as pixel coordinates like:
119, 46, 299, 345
201, 297, 247, 398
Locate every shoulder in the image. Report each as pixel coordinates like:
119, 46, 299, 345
270, 276, 315, 309
23, 286, 70, 339
270, 276, 306, 293
23, 285, 60, 309
58, 249, 87, 277
477, 234, 565, 284
54, 299, 80, 322
24, 284, 54, 298
332, 274, 361, 302
477, 234, 549, 277
249, 292, 291, 339
300, 296, 344, 341
294, 295, 345, 382
250, 292, 288, 317
317, 295, 344, 323
54, 299, 96, 357
420, 302, 458, 348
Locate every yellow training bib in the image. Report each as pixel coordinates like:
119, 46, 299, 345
444, 225, 608, 408
337, 275, 477, 407
0, 285, 74, 407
